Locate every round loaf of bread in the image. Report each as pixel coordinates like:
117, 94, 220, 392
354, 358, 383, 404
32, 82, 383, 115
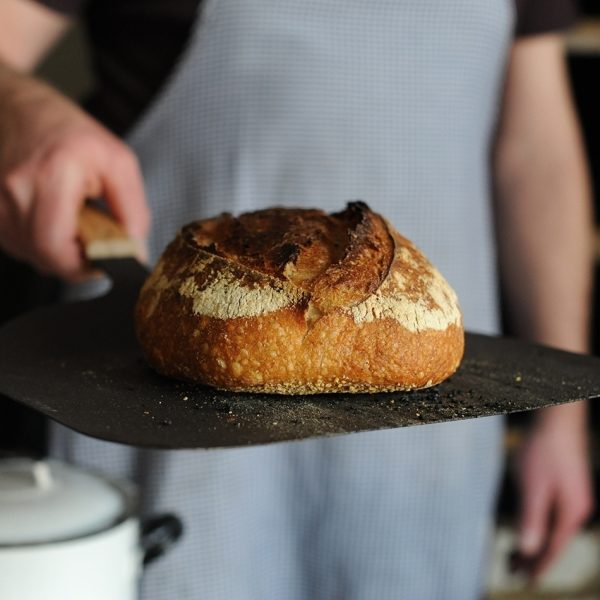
135, 202, 464, 394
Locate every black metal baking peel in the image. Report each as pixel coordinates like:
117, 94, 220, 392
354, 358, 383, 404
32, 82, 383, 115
0, 207, 599, 449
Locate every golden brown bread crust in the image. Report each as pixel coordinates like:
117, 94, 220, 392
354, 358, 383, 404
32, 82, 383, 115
135, 202, 464, 393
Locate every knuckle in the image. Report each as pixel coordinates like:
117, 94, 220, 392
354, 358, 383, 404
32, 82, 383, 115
39, 146, 75, 176
47, 132, 106, 168
61, 131, 100, 153
114, 144, 140, 171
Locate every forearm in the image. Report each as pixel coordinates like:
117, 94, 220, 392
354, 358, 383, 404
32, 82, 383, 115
0, 61, 83, 169
494, 37, 594, 426
0, 0, 71, 114
495, 154, 592, 427
495, 134, 593, 355
0, 61, 46, 115
0, 0, 70, 72
496, 157, 592, 426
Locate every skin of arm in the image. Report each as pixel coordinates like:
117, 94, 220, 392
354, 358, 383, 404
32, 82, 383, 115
494, 34, 594, 580
0, 0, 149, 279
0, 0, 70, 71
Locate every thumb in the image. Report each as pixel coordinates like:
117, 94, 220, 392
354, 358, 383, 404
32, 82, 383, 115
518, 479, 551, 556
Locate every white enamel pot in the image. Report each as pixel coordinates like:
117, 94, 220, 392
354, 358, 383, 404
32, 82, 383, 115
0, 458, 183, 600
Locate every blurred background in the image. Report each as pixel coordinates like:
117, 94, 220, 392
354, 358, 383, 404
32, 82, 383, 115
0, 2, 599, 598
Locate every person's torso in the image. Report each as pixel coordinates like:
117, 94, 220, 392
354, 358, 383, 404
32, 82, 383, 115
57, 0, 574, 135
54, 3, 517, 599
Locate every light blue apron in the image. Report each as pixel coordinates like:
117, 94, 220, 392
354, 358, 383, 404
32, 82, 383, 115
53, 1, 514, 598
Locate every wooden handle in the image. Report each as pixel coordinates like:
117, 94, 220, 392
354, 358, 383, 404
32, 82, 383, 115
78, 204, 141, 261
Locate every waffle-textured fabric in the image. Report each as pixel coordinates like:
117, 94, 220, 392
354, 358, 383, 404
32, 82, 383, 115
33, 0, 576, 134
52, 1, 514, 598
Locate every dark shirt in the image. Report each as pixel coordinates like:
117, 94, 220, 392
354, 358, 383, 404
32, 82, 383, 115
36, 0, 577, 136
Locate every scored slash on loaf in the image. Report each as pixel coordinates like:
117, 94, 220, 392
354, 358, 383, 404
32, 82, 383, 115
135, 202, 464, 394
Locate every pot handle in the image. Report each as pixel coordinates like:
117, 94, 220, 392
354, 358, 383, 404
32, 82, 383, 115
140, 513, 184, 566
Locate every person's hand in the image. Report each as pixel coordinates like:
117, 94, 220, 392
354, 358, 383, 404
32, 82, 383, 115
0, 67, 149, 280
515, 403, 594, 581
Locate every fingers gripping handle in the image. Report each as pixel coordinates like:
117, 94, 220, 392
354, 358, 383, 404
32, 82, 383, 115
78, 204, 141, 261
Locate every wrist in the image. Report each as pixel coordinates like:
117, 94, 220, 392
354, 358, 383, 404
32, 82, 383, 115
0, 63, 46, 111
533, 400, 589, 432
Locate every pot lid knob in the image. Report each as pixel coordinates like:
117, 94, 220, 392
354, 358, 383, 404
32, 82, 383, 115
32, 461, 53, 491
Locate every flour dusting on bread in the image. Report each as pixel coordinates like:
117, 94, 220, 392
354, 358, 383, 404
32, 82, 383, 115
179, 270, 304, 320
348, 258, 461, 332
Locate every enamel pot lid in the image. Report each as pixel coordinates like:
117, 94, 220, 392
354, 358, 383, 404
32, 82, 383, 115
0, 458, 128, 546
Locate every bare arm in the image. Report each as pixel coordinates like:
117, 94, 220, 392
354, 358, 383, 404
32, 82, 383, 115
0, 0, 70, 71
495, 35, 593, 354
0, 0, 149, 279
494, 34, 594, 579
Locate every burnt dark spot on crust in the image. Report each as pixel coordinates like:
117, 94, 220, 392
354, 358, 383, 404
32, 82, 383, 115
181, 202, 395, 308
274, 243, 301, 270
